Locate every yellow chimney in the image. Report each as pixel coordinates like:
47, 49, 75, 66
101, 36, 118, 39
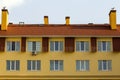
109, 9, 116, 30
44, 16, 49, 25
65, 16, 70, 25
1, 8, 9, 30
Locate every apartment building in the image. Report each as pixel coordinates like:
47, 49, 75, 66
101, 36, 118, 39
0, 8, 120, 80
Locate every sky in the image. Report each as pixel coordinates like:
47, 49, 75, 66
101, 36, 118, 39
0, 0, 120, 24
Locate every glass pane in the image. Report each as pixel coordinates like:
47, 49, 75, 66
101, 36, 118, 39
60, 42, 63, 51
28, 42, 32, 52
98, 60, 102, 71
107, 42, 111, 52
81, 42, 84, 51
16, 60, 20, 70
98, 41, 101, 51
27, 60, 31, 70
16, 42, 20, 51
32, 60, 36, 70
76, 41, 79, 51
55, 60, 58, 70
103, 60, 107, 70
11, 61, 15, 70
6, 60, 10, 70
50, 60, 54, 71
108, 60, 112, 70
37, 60, 40, 70
60, 60, 63, 71
81, 60, 84, 70
36, 42, 41, 52
76, 60, 80, 71
7, 42, 11, 51
102, 41, 106, 51
50, 41, 54, 51
32, 42, 36, 51
12, 42, 15, 51
86, 60, 89, 71
55, 41, 59, 51
85, 42, 89, 51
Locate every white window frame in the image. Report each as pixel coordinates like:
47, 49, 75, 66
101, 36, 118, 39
27, 41, 41, 52
98, 60, 112, 71
7, 41, 20, 52
76, 41, 89, 52
50, 60, 63, 71
98, 41, 111, 52
76, 60, 89, 71
27, 60, 41, 71
50, 41, 63, 52
6, 60, 20, 71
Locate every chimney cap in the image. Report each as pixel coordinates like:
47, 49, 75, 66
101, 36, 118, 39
109, 9, 116, 15
44, 16, 48, 18
65, 16, 70, 19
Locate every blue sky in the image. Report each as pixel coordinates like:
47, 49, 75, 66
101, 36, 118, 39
0, 0, 120, 24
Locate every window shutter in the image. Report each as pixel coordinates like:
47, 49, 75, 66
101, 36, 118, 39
6, 60, 10, 70
42, 37, 49, 52
50, 41, 54, 51
91, 37, 97, 52
98, 60, 102, 71
98, 41, 101, 51
50, 60, 54, 71
85, 42, 89, 51
21, 37, 26, 52
60, 60, 63, 71
65, 37, 75, 52
27, 60, 31, 70
0, 37, 5, 51
112, 37, 120, 52
60, 42, 63, 51
28, 42, 32, 52
76, 60, 80, 71
16, 60, 20, 70
86, 60, 89, 71
36, 42, 41, 52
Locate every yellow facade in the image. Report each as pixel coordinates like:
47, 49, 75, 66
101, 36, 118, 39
0, 37, 119, 80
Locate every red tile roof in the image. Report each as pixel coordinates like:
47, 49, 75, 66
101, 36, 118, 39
0, 24, 120, 37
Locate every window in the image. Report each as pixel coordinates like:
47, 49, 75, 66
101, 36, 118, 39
98, 41, 111, 52
7, 41, 20, 51
28, 41, 41, 52
50, 60, 63, 71
27, 60, 41, 71
50, 41, 63, 52
76, 41, 89, 52
6, 60, 20, 71
98, 60, 112, 71
76, 60, 89, 71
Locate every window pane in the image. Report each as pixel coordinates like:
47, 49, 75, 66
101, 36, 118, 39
103, 60, 107, 70
7, 42, 11, 51
107, 42, 111, 51
60, 42, 63, 51
60, 60, 63, 71
81, 60, 84, 70
55, 42, 59, 51
37, 60, 40, 70
16, 60, 20, 70
85, 42, 89, 51
32, 42, 36, 51
98, 41, 101, 51
28, 42, 32, 52
81, 42, 84, 51
50, 60, 54, 71
50, 41, 54, 51
27, 60, 31, 70
108, 60, 112, 70
86, 60, 89, 71
36, 42, 41, 52
76, 60, 80, 71
102, 41, 106, 51
12, 42, 15, 51
32, 60, 36, 70
16, 42, 20, 51
98, 60, 102, 71
11, 61, 15, 70
55, 60, 58, 70
76, 41, 80, 51
6, 60, 10, 70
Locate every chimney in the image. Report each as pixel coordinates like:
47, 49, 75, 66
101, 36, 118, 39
1, 7, 9, 30
65, 16, 70, 25
44, 16, 49, 25
109, 9, 116, 30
